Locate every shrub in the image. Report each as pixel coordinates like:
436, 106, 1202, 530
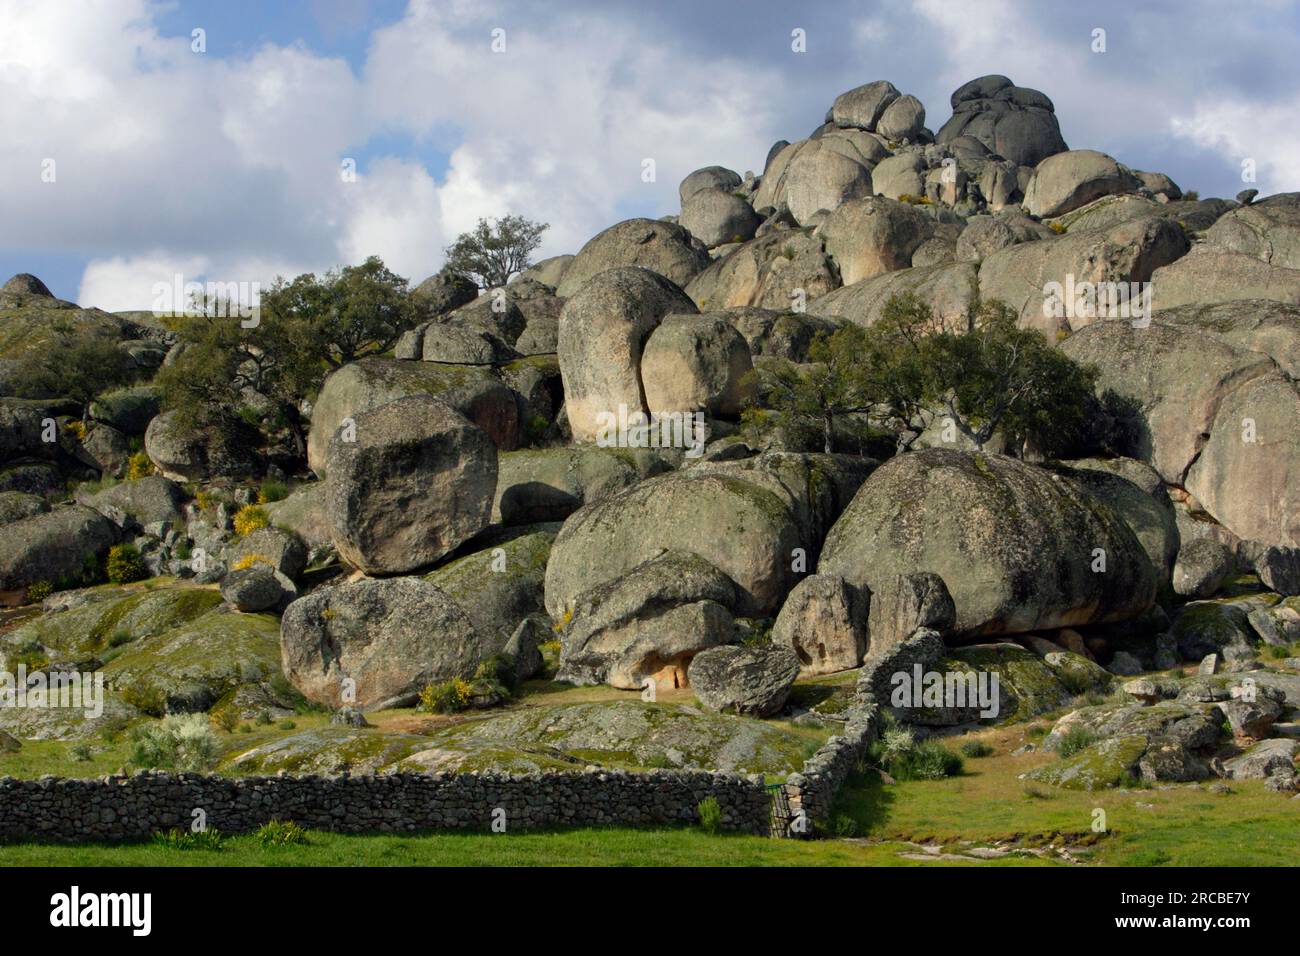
257, 479, 288, 504
128, 713, 219, 771
960, 740, 994, 758
121, 679, 167, 717
697, 796, 722, 834
1183, 189, 1199, 202
1057, 726, 1099, 758
65, 420, 88, 441
1022, 782, 1055, 800
831, 813, 858, 838
255, 709, 273, 726
70, 743, 93, 762
419, 679, 472, 714
256, 819, 308, 847
109, 628, 133, 648
277, 719, 296, 731
106, 543, 147, 584
233, 504, 270, 536
1048, 221, 1066, 234
233, 553, 271, 571
212, 705, 240, 733
153, 828, 224, 851
126, 451, 154, 480
26, 580, 52, 603
892, 741, 964, 781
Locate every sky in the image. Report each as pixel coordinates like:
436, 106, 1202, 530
1, 0, 1298, 309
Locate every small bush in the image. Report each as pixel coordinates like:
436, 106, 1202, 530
831, 813, 858, 838
960, 740, 994, 758
419, 678, 472, 714
1025, 724, 1049, 739
697, 796, 722, 834
1057, 726, 1098, 758
892, 741, 964, 781
233, 553, 271, 571
212, 705, 240, 733
129, 713, 219, 771
255, 709, 273, 726
70, 743, 93, 762
1183, 189, 1199, 202
1022, 782, 1056, 800
108, 628, 133, 648
66, 420, 88, 441
153, 828, 224, 851
1048, 221, 1067, 234
257, 480, 288, 504
121, 679, 167, 718
106, 543, 147, 584
238, 723, 252, 734
126, 451, 154, 480
277, 719, 296, 731
233, 504, 269, 536
256, 819, 308, 847
26, 580, 52, 603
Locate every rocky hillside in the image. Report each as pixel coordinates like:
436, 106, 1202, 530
1, 74, 1297, 803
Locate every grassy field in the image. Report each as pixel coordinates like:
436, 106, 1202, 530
4, 719, 1294, 867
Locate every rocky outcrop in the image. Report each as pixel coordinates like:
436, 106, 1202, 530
555, 219, 710, 298
556, 551, 740, 690
325, 396, 497, 575
819, 449, 1158, 637
281, 576, 490, 709
688, 643, 801, 717
771, 573, 865, 676
557, 267, 698, 443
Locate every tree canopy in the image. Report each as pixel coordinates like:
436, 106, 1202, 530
443, 215, 549, 289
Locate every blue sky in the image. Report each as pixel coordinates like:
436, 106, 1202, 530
2, 0, 1298, 308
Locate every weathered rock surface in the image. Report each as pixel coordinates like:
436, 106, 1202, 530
557, 267, 698, 443
689, 643, 801, 717
771, 573, 864, 675
325, 395, 497, 575
556, 218, 710, 298
819, 449, 1158, 637
281, 576, 490, 709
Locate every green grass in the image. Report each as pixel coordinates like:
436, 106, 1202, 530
0, 827, 1035, 867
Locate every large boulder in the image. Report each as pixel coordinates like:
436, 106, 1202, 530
1184, 371, 1300, 547
325, 395, 497, 575
411, 271, 478, 316
1172, 538, 1234, 599
640, 314, 755, 418
0, 505, 118, 596
491, 445, 668, 525
556, 550, 740, 689
751, 139, 874, 224
771, 573, 865, 676
1151, 247, 1300, 310
868, 153, 926, 201
829, 81, 902, 131
144, 412, 262, 482
936, 75, 1068, 167
545, 453, 871, 618
88, 386, 162, 435
1059, 320, 1275, 485
679, 166, 742, 204
977, 214, 1189, 337
877, 94, 926, 141
680, 187, 761, 248
808, 261, 978, 332
1204, 201, 1300, 270
1060, 458, 1179, 583
819, 449, 1158, 637
307, 357, 519, 474
281, 576, 491, 709
423, 524, 556, 645
556, 266, 698, 443
817, 197, 934, 285
1023, 150, 1140, 219
685, 231, 840, 312
76, 475, 186, 529
688, 643, 801, 717
230, 526, 309, 579
556, 218, 710, 298
1153, 300, 1300, 379
867, 572, 956, 654
955, 213, 1053, 262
